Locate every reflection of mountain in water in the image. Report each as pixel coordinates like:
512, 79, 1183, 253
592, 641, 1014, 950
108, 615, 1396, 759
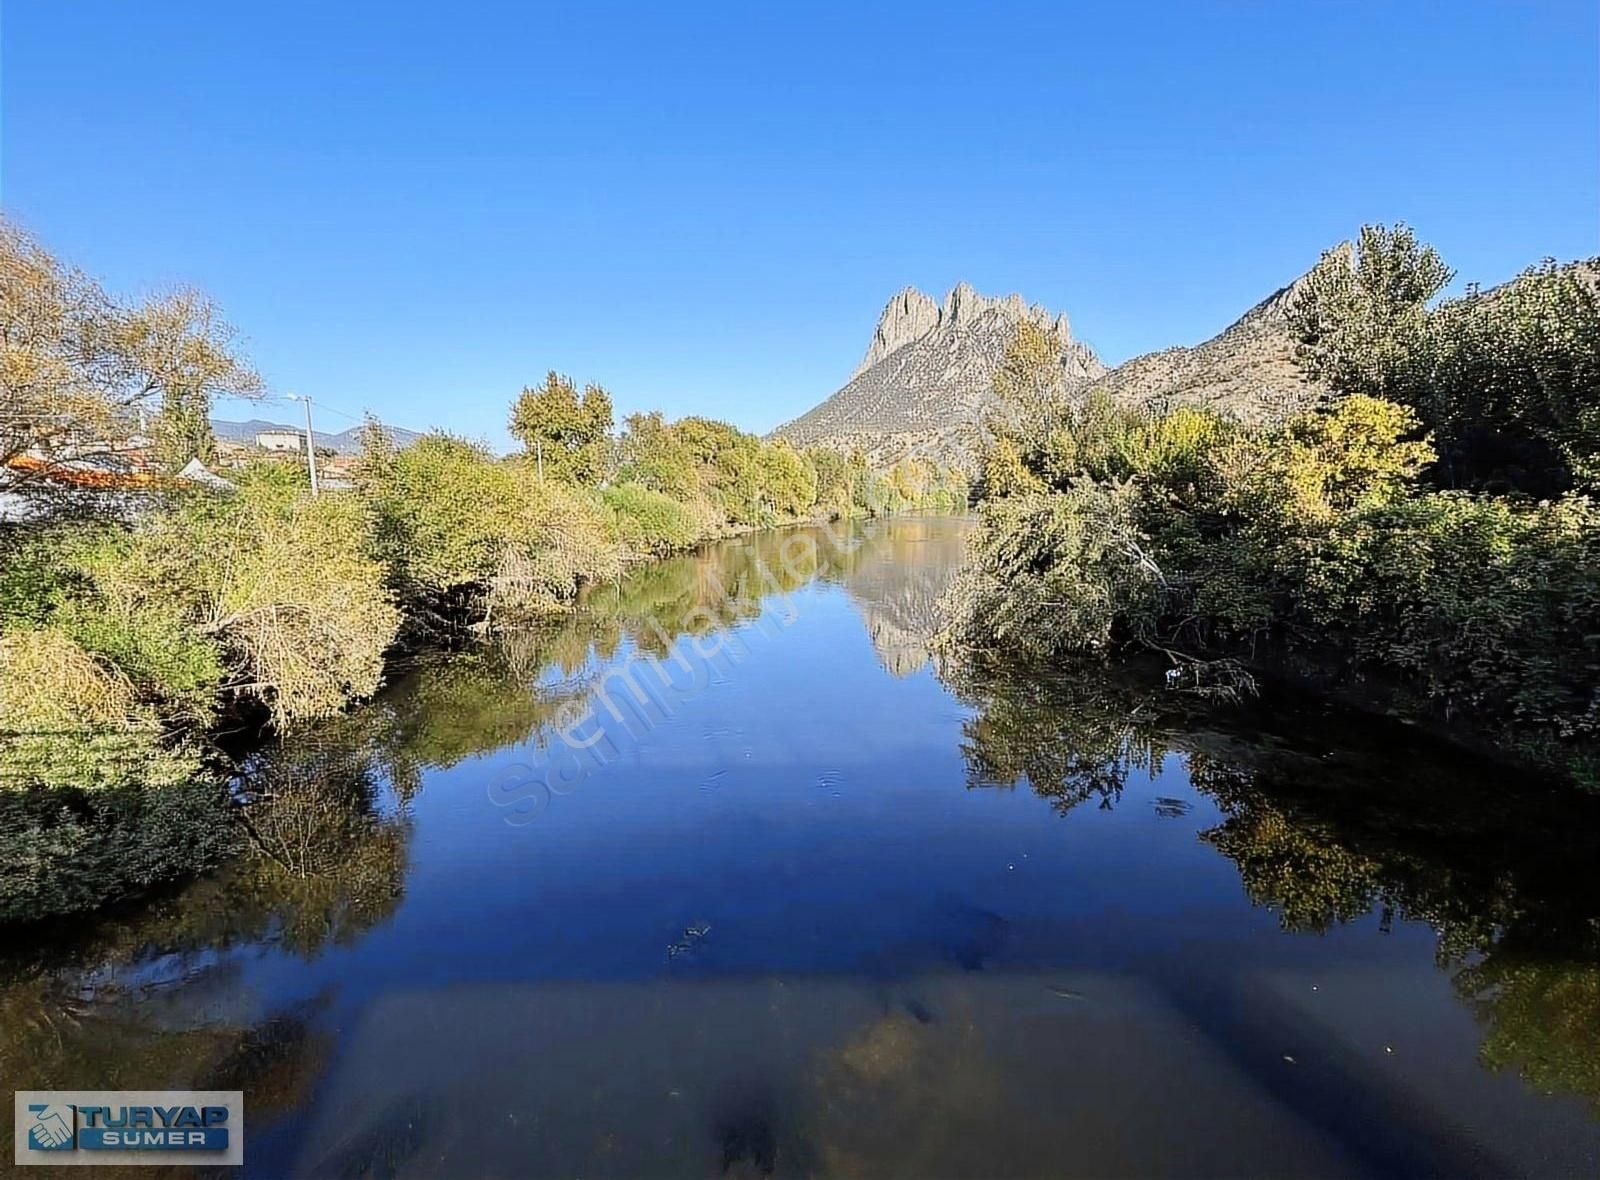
827, 517, 972, 677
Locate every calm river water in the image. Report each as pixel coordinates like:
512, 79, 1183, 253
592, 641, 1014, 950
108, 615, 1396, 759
6, 517, 1600, 1177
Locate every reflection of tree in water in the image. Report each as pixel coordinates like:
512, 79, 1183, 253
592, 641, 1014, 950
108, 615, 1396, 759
0, 941, 335, 1159
486, 517, 969, 691
0, 701, 418, 1135
0, 742, 386, 1156
1456, 955, 1600, 1114
579, 522, 847, 651
941, 646, 1600, 1113
1192, 759, 1386, 934
561, 516, 972, 679
0, 779, 242, 924
227, 708, 414, 955
364, 646, 601, 795
2, 524, 854, 957
943, 652, 1183, 813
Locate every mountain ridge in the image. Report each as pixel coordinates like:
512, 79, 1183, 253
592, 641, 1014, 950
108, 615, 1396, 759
210, 417, 422, 455
1066, 244, 1350, 424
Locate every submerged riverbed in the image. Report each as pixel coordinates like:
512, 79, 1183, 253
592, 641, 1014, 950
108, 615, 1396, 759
5, 516, 1600, 1176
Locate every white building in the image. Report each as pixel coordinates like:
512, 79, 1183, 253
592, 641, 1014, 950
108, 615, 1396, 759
256, 429, 305, 452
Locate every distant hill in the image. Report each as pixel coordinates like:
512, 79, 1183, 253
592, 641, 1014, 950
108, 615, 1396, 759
211, 417, 422, 455
771, 282, 1104, 469
1069, 246, 1347, 423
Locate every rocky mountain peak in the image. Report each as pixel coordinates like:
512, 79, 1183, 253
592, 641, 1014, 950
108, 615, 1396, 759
1061, 246, 1348, 425
777, 281, 1104, 469
854, 282, 1093, 380
854, 287, 942, 377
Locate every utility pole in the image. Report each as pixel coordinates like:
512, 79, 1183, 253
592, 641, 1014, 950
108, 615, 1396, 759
287, 394, 320, 495
536, 438, 544, 481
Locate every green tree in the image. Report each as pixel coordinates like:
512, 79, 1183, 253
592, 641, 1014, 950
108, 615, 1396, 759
1417, 260, 1600, 494
992, 319, 1067, 434
1290, 223, 1453, 403
615, 411, 699, 501
758, 440, 818, 517
508, 371, 614, 484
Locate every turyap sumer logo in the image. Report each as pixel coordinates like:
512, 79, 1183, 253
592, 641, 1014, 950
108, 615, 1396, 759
14, 1091, 244, 1166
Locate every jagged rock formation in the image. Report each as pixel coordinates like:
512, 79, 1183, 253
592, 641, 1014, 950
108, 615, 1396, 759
773, 283, 1104, 469
1070, 245, 1349, 423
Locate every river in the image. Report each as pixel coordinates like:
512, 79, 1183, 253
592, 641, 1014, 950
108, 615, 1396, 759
5, 516, 1600, 1177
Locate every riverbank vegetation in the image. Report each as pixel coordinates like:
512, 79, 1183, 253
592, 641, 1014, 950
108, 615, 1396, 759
944, 225, 1600, 783
0, 219, 967, 894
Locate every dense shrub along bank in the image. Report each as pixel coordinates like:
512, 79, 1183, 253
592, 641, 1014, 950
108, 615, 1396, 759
944, 226, 1600, 783
0, 429, 966, 794
1, 424, 965, 795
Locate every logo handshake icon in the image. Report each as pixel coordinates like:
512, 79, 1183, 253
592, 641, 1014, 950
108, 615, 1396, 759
27, 1105, 74, 1151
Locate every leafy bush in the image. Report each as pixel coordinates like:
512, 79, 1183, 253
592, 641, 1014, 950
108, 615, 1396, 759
602, 482, 702, 558
487, 480, 622, 616
200, 484, 400, 724
361, 432, 527, 595
1306, 492, 1600, 760
1420, 261, 1600, 494
75, 480, 400, 727
360, 431, 626, 618
15, 478, 401, 729
0, 627, 204, 791
942, 481, 1155, 654
35, 526, 225, 721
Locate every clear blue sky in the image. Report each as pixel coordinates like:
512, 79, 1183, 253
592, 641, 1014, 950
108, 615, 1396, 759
4, 2, 1596, 448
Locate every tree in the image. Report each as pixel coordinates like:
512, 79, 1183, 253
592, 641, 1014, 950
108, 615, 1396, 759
508, 371, 614, 484
805, 446, 866, 517
1292, 224, 1600, 495
1416, 260, 1600, 494
1289, 223, 1452, 403
758, 440, 817, 517
991, 319, 1069, 446
0, 218, 262, 498
979, 435, 1042, 500
615, 410, 699, 501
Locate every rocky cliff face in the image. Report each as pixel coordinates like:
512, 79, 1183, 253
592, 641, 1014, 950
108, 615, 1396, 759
774, 282, 1104, 468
